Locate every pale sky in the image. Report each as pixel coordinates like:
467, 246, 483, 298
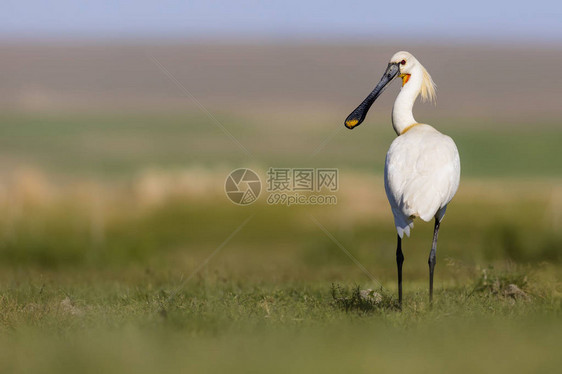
2, 0, 561, 43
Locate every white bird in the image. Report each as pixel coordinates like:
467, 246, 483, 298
344, 51, 460, 305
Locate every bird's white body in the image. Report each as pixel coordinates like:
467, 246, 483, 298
383, 51, 460, 238
385, 124, 460, 238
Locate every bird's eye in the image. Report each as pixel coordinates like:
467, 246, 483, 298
400, 60, 406, 65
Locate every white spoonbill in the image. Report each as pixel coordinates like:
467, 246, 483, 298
344, 51, 460, 305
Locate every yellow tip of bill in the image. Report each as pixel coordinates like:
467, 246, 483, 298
345, 119, 358, 128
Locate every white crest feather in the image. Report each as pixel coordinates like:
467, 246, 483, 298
419, 64, 436, 104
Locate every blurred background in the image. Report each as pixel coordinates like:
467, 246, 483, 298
0, 0, 561, 282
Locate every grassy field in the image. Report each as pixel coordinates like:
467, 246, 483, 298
0, 112, 561, 372
0, 269, 560, 373
1, 112, 561, 177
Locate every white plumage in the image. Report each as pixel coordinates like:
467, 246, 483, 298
345, 51, 460, 304
385, 124, 460, 238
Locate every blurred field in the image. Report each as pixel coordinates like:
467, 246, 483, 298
1, 43, 561, 119
0, 42, 561, 372
0, 112, 561, 177
0, 147, 561, 372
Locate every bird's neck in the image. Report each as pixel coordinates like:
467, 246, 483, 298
392, 67, 422, 135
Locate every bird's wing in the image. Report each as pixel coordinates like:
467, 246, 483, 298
385, 127, 460, 225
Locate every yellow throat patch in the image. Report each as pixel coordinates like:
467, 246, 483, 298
400, 74, 411, 86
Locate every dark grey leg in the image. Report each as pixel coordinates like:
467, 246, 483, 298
396, 234, 404, 306
428, 218, 440, 303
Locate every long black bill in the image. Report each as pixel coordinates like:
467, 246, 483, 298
344, 62, 400, 129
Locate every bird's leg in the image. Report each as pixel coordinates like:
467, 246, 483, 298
396, 234, 404, 307
428, 218, 440, 304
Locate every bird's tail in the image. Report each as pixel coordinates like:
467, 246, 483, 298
395, 217, 414, 239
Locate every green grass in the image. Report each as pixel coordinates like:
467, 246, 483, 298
0, 186, 560, 373
0, 265, 560, 373
0, 112, 561, 177
0, 111, 561, 372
